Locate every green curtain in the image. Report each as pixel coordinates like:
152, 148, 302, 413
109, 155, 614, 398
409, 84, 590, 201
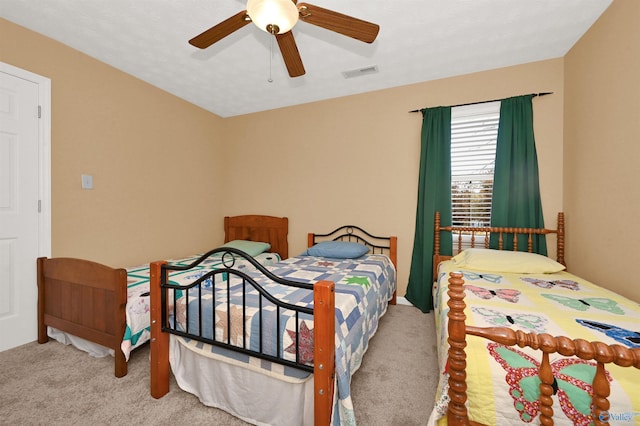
406, 106, 452, 313
489, 95, 547, 254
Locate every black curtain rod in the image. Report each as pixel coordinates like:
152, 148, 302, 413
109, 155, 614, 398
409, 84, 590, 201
408, 92, 553, 113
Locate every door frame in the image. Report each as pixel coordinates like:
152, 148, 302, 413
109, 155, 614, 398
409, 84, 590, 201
0, 62, 51, 258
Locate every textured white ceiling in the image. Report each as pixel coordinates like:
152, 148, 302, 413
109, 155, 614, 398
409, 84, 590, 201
1, 0, 612, 117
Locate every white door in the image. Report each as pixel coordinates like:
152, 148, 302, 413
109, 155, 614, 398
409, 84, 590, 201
0, 64, 51, 351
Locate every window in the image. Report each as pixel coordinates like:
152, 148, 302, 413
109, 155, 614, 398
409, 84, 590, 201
450, 101, 500, 228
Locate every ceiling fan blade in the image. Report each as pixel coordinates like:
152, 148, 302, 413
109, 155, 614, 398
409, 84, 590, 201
276, 31, 306, 77
189, 10, 251, 49
297, 3, 379, 43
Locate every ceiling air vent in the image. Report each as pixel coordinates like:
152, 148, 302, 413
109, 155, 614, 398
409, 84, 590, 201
342, 65, 379, 79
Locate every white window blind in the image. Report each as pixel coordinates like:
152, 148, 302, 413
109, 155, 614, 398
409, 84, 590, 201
451, 101, 500, 227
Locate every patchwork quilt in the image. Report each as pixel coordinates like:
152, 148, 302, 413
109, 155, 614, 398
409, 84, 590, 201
430, 261, 640, 426
121, 252, 280, 360
171, 253, 397, 426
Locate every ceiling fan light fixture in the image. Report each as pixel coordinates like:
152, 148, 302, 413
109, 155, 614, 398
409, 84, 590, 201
247, 0, 299, 34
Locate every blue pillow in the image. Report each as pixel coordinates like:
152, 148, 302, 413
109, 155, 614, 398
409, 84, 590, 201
219, 240, 271, 257
304, 241, 369, 259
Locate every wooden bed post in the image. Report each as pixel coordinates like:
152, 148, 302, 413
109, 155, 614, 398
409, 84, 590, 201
433, 212, 444, 280
592, 360, 611, 426
434, 211, 441, 255
389, 236, 398, 305
557, 212, 565, 266
446, 272, 470, 426
538, 351, 555, 424
36, 257, 48, 344
113, 267, 129, 378
150, 260, 170, 399
313, 280, 335, 426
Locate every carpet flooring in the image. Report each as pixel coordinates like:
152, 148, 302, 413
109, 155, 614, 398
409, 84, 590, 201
0, 304, 438, 425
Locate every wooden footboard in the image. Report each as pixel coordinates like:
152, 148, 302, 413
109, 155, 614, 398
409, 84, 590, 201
445, 272, 640, 426
36, 257, 128, 377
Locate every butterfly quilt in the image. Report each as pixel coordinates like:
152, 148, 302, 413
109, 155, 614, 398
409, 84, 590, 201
430, 260, 640, 426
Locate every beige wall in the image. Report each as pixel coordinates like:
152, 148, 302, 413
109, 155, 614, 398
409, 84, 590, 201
564, 0, 640, 301
1, 18, 228, 267
1, 18, 567, 298
223, 59, 565, 296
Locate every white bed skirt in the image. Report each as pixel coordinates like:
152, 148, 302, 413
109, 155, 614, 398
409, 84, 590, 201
47, 326, 113, 358
169, 335, 315, 426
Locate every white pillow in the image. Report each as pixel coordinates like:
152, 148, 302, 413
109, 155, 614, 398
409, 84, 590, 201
219, 240, 271, 256
451, 248, 565, 274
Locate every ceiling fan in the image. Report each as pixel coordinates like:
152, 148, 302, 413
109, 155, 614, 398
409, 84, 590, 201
188, 0, 380, 78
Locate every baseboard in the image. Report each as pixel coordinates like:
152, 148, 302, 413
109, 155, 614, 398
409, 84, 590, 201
396, 296, 412, 306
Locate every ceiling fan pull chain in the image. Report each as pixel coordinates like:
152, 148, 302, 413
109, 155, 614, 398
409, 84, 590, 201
268, 28, 274, 83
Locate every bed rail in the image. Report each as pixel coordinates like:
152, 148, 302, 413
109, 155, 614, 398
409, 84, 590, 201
149, 247, 336, 425
445, 271, 640, 426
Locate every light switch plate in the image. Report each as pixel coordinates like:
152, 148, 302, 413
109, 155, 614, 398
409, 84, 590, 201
81, 174, 93, 189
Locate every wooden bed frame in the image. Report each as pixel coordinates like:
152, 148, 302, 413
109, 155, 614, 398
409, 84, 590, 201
36, 257, 129, 377
150, 224, 398, 426
433, 212, 640, 425
36, 214, 289, 378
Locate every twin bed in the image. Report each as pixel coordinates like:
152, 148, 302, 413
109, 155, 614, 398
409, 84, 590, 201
150, 223, 397, 425
37, 215, 290, 378
430, 212, 640, 425
37, 214, 398, 425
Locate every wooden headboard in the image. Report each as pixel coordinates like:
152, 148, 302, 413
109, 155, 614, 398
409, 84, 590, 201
433, 211, 565, 279
224, 215, 289, 259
